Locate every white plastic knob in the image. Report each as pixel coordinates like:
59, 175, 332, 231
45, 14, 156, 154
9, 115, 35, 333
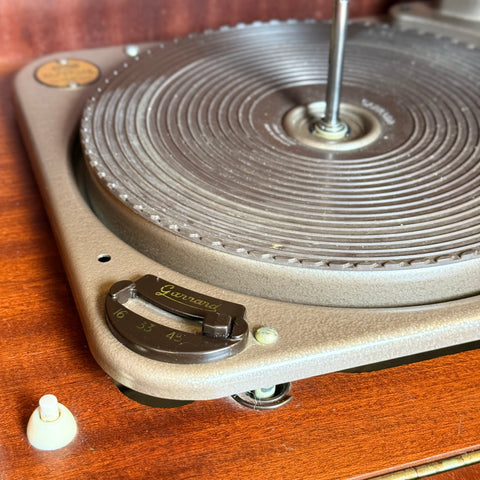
26, 395, 77, 450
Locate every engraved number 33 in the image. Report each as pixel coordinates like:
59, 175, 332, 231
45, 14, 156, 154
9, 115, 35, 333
137, 321, 155, 333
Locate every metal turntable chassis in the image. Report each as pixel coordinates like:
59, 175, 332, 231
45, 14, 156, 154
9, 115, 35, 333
14, 25, 480, 400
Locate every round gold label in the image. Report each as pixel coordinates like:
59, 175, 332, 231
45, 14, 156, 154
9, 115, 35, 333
35, 59, 100, 88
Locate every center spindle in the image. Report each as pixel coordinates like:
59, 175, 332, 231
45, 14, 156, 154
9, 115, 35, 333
314, 0, 350, 140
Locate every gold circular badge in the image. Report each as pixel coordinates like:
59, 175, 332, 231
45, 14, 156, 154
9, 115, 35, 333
35, 59, 100, 88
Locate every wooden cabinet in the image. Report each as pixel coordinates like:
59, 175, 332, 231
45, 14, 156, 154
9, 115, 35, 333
2, 2, 480, 478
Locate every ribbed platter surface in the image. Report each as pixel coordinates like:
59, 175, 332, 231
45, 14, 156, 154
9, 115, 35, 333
81, 21, 480, 307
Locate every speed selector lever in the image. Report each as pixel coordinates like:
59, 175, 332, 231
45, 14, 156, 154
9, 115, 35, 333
105, 275, 248, 363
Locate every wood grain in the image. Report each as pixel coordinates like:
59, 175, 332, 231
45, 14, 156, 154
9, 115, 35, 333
3, 1, 480, 479
0, 0, 398, 61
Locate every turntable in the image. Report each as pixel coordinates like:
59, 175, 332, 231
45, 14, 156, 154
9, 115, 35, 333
13, 0, 480, 404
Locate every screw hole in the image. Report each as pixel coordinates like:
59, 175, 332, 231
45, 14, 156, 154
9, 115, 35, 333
97, 254, 111, 263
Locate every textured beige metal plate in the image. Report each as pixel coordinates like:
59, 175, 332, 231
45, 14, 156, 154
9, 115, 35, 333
13, 21, 480, 400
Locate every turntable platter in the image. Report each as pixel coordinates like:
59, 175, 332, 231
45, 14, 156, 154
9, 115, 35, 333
14, 14, 480, 399
81, 21, 480, 307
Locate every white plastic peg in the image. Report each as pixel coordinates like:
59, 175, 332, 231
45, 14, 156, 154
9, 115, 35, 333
26, 394, 77, 450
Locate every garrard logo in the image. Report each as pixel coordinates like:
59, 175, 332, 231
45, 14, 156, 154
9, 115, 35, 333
155, 284, 221, 312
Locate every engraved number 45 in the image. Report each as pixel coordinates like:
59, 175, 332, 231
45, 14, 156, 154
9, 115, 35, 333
166, 331, 183, 342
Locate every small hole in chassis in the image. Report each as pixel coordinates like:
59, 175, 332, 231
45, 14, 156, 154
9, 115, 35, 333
97, 254, 111, 263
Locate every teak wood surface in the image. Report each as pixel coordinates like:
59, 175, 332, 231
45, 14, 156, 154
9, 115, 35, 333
3, 1, 480, 479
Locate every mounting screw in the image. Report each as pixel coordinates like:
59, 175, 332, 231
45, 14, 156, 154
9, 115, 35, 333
232, 383, 292, 410
254, 386, 276, 399
254, 326, 279, 345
